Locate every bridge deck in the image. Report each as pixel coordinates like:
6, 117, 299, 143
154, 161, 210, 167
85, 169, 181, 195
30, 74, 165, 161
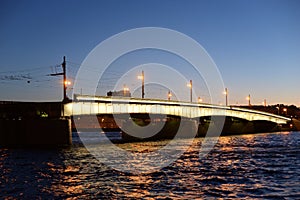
64, 96, 290, 124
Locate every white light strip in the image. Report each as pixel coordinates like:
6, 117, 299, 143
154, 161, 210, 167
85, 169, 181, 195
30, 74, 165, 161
74, 95, 290, 121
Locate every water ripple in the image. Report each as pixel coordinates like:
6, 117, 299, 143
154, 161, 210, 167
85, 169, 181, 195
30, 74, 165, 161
0, 131, 299, 199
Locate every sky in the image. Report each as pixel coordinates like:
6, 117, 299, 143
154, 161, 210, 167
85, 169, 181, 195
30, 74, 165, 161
0, 0, 300, 106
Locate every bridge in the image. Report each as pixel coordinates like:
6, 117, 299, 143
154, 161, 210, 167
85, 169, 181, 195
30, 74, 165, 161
64, 95, 290, 124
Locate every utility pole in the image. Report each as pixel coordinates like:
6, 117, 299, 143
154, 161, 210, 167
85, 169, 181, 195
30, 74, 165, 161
50, 56, 69, 103
50, 56, 70, 116
62, 56, 67, 103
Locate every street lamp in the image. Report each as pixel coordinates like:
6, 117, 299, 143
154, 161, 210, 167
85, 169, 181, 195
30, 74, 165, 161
198, 97, 203, 103
137, 70, 145, 99
64, 80, 71, 100
64, 80, 71, 86
246, 94, 251, 107
263, 99, 267, 107
123, 84, 129, 96
283, 108, 287, 115
276, 106, 280, 115
223, 88, 228, 106
187, 80, 192, 102
168, 90, 172, 101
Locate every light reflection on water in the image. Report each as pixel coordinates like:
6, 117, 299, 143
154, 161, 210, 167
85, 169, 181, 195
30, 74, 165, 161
0, 131, 299, 199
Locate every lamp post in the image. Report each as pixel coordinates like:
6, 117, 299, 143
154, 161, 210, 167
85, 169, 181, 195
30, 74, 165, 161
187, 80, 192, 102
198, 97, 203, 103
276, 106, 280, 115
123, 84, 129, 96
168, 90, 172, 101
62, 56, 67, 102
138, 71, 145, 99
224, 88, 228, 106
283, 108, 287, 116
246, 94, 251, 107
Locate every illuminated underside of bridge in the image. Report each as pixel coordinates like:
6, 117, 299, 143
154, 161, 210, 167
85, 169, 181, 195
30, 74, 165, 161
64, 95, 290, 124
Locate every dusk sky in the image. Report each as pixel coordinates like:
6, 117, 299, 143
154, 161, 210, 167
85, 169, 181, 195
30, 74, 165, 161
0, 0, 300, 106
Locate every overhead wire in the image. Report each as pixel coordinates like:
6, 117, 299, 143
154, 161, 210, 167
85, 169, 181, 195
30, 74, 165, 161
0, 59, 201, 101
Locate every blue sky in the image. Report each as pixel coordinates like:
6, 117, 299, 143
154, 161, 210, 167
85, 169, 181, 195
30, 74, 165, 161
0, 0, 300, 105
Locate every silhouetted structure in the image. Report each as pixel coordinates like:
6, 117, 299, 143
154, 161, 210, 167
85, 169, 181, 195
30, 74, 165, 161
0, 101, 71, 146
0, 101, 62, 119
239, 104, 300, 119
107, 90, 131, 97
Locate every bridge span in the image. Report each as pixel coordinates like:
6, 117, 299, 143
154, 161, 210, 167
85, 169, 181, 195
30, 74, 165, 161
64, 95, 290, 124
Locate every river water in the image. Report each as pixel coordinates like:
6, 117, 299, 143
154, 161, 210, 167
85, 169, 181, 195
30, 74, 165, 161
0, 131, 299, 199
